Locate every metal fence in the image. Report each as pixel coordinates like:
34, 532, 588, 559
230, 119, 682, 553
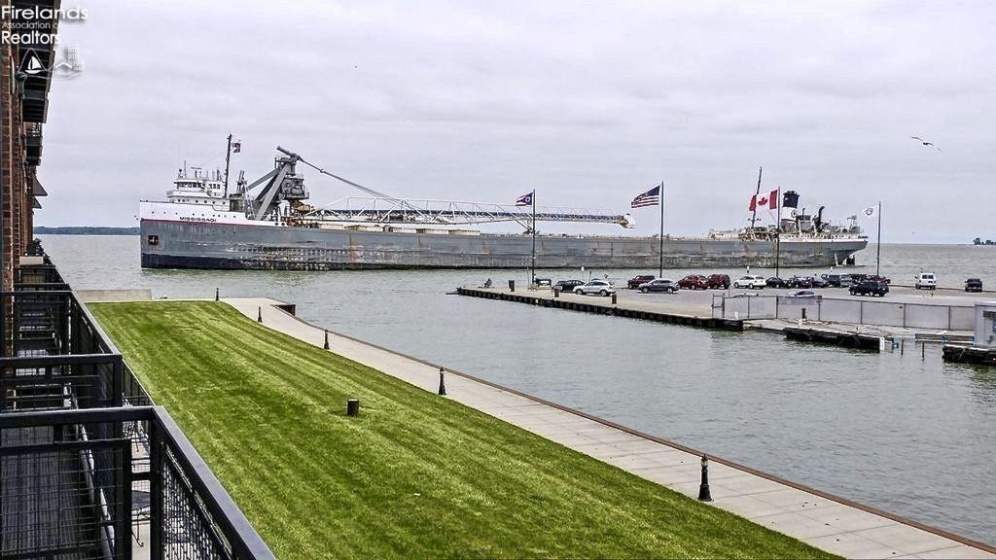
1, 262, 273, 559
0, 407, 272, 559
712, 293, 975, 331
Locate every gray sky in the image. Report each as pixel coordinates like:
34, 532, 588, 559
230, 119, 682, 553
40, 0, 996, 243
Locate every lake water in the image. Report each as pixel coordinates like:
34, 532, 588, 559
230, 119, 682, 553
40, 235, 996, 545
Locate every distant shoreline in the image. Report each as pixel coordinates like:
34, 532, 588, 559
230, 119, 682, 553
35, 227, 138, 235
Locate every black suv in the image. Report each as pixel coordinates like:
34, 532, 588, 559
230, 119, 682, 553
824, 273, 853, 288
965, 278, 983, 292
849, 281, 889, 297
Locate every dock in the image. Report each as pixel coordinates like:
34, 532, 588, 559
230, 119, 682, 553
783, 327, 883, 350
942, 344, 996, 365
457, 287, 743, 330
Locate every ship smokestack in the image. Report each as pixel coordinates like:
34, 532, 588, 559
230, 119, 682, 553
780, 190, 800, 232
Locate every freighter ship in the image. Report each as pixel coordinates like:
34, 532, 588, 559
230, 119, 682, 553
139, 146, 867, 270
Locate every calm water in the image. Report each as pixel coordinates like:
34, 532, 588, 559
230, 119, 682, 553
41, 235, 996, 545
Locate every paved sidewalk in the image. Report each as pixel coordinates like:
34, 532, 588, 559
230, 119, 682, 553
226, 297, 995, 560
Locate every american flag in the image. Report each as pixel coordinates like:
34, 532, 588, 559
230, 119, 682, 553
631, 185, 661, 208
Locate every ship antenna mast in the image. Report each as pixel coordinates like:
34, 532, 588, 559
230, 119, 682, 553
223, 134, 233, 198
749, 166, 763, 234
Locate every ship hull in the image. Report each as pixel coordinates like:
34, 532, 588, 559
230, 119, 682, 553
140, 219, 867, 270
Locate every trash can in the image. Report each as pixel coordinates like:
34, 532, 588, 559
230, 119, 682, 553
508, 280, 515, 292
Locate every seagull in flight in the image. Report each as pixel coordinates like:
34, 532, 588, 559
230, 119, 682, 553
911, 136, 941, 152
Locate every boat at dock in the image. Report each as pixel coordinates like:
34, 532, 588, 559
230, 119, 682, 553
139, 146, 867, 270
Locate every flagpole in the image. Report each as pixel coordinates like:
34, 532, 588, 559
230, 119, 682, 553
775, 186, 781, 278
749, 166, 763, 232
530, 189, 537, 284
659, 181, 665, 278
876, 201, 882, 276
223, 134, 233, 197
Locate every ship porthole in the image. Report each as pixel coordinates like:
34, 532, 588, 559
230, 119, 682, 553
147, 235, 159, 246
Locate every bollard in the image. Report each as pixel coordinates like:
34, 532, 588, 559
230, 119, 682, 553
323, 329, 330, 350
698, 454, 713, 502
346, 398, 360, 416
801, 308, 807, 320
611, 292, 617, 305
438, 367, 447, 396
257, 306, 262, 323
901, 339, 905, 355
554, 287, 560, 298
922, 342, 926, 361
215, 287, 219, 302
508, 280, 515, 292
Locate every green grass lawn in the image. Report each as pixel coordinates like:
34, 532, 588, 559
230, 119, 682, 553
91, 301, 834, 559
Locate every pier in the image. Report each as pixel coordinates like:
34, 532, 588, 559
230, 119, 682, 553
456, 287, 743, 330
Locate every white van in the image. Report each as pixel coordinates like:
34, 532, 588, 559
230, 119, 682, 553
915, 272, 937, 290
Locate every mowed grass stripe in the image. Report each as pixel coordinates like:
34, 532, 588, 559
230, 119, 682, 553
91, 301, 834, 559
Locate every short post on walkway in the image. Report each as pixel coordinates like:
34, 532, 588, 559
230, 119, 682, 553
698, 454, 713, 502
438, 367, 447, 396
346, 398, 360, 416
323, 329, 330, 350
215, 287, 219, 302
611, 292, 617, 305
257, 306, 262, 323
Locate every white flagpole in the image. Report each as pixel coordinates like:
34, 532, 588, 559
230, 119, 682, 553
531, 189, 537, 284
876, 201, 882, 276
659, 181, 665, 278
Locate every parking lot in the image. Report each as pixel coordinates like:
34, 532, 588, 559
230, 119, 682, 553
555, 282, 995, 318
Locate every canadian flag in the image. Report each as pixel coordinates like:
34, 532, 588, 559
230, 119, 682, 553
749, 189, 778, 211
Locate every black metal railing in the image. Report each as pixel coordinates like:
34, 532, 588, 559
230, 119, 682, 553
1, 259, 273, 558
0, 407, 273, 559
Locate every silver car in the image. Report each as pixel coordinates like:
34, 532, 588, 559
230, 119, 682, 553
573, 279, 616, 296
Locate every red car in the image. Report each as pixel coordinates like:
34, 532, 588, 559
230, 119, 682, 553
627, 275, 656, 289
678, 274, 709, 290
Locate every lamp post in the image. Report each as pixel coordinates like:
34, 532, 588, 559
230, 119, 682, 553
698, 455, 713, 502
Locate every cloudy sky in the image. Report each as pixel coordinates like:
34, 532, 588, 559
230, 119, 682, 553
39, 0, 996, 243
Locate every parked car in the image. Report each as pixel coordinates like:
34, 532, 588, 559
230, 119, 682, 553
532, 276, 552, 286
554, 279, 585, 292
706, 274, 731, 289
765, 276, 789, 288
788, 290, 817, 298
627, 274, 656, 289
678, 274, 709, 290
823, 273, 853, 288
573, 279, 615, 296
866, 274, 891, 285
850, 281, 889, 297
914, 272, 937, 290
638, 278, 678, 293
849, 273, 868, 283
787, 276, 813, 289
733, 275, 766, 289
807, 276, 829, 288
965, 278, 984, 292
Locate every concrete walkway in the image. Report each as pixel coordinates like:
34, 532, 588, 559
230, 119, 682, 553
226, 297, 995, 560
